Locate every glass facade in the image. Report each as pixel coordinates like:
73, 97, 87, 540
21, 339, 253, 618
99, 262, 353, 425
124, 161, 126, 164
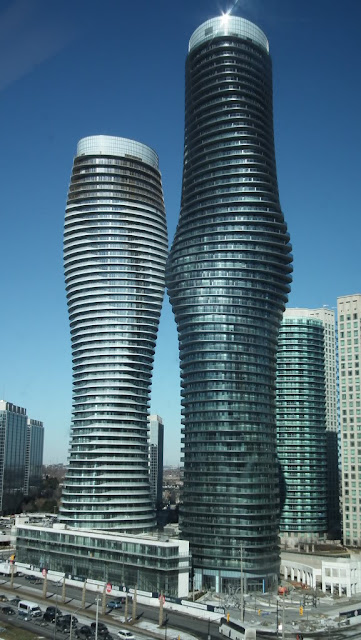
0, 401, 28, 514
148, 415, 164, 508
166, 16, 292, 589
24, 419, 44, 496
276, 317, 327, 536
60, 136, 168, 532
16, 523, 189, 596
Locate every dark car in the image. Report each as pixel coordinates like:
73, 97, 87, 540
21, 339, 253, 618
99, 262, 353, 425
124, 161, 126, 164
1, 606, 15, 615
91, 622, 108, 636
76, 625, 94, 639
43, 607, 63, 623
46, 606, 63, 615
25, 574, 41, 583
57, 614, 78, 630
10, 597, 21, 605
0, 595, 8, 602
107, 600, 122, 610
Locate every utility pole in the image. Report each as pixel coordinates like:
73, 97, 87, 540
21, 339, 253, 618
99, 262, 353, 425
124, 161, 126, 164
159, 591, 164, 627
101, 584, 107, 615
81, 579, 87, 609
10, 564, 14, 589
282, 591, 285, 640
132, 585, 137, 623
42, 572, 48, 599
61, 578, 66, 603
124, 594, 129, 622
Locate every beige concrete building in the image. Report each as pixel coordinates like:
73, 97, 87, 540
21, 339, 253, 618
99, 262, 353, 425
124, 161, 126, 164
337, 294, 361, 547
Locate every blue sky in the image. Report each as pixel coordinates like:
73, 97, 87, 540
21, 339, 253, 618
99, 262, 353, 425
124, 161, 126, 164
1, 0, 360, 465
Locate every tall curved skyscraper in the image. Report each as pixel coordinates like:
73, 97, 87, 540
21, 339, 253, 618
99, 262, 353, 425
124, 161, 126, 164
60, 136, 168, 532
167, 15, 292, 591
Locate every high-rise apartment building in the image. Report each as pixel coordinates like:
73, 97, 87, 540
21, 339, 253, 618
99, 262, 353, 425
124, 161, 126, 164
337, 294, 361, 547
167, 15, 292, 591
0, 401, 27, 514
148, 415, 164, 508
24, 419, 44, 496
60, 136, 168, 532
0, 401, 44, 513
278, 308, 339, 539
276, 311, 328, 542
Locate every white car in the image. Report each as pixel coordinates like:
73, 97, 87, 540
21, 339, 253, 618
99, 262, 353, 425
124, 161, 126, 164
117, 632, 135, 640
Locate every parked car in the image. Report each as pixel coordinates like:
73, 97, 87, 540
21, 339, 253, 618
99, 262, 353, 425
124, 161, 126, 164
91, 622, 108, 636
9, 597, 21, 605
117, 631, 135, 640
102, 634, 113, 640
1, 606, 15, 615
0, 595, 8, 602
75, 625, 94, 639
107, 600, 122, 610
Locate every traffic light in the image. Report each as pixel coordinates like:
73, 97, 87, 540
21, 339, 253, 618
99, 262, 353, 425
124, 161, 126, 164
226, 613, 230, 622
258, 609, 261, 616
299, 605, 304, 616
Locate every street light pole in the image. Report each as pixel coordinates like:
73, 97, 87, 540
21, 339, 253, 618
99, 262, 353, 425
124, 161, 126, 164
70, 614, 74, 640
240, 543, 244, 623
69, 604, 83, 640
95, 595, 101, 640
53, 579, 62, 640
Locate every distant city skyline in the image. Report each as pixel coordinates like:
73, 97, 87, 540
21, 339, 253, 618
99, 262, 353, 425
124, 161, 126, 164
1, 0, 360, 465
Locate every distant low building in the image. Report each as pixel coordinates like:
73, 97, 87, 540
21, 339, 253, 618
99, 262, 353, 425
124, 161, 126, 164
281, 547, 361, 597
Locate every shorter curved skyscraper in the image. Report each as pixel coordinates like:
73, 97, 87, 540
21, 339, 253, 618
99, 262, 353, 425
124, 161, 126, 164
60, 136, 168, 532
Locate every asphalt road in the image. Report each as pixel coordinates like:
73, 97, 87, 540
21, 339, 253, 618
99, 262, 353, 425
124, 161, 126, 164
2, 576, 361, 640
0, 576, 224, 640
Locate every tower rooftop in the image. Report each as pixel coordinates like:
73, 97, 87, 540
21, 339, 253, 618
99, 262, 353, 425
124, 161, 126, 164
76, 135, 159, 169
188, 14, 269, 54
